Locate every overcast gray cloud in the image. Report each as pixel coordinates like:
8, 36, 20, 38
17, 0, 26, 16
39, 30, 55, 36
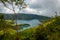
30, 0, 57, 9
0, 3, 5, 13
29, 0, 60, 17
0, 0, 60, 17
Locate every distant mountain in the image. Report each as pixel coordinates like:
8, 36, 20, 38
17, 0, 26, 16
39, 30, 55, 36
0, 13, 50, 22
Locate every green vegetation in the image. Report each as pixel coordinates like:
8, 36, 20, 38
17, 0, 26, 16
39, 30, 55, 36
35, 16, 60, 40
19, 27, 37, 40
18, 16, 60, 40
0, 14, 30, 40
0, 14, 60, 40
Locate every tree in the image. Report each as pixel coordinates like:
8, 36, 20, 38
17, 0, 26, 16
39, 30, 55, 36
0, 14, 5, 30
55, 12, 57, 17
0, 14, 15, 40
0, 0, 27, 40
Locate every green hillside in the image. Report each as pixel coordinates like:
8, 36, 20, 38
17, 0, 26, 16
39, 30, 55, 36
35, 16, 60, 40
18, 16, 60, 40
0, 16, 60, 40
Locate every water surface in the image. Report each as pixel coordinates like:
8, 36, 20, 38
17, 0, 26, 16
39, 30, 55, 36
14, 19, 41, 31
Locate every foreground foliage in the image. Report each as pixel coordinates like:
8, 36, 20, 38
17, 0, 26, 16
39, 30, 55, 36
0, 16, 60, 40
19, 16, 60, 40
35, 17, 60, 40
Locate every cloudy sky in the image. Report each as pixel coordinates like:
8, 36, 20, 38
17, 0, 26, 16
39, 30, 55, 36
0, 0, 60, 17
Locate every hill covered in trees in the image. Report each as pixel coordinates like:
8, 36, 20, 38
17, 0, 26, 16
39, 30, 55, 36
18, 16, 60, 40
0, 14, 60, 40
0, 13, 50, 21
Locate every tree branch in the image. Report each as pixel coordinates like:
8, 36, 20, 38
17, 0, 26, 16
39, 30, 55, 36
0, 0, 13, 10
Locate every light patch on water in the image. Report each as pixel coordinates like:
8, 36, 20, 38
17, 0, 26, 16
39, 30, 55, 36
14, 19, 41, 31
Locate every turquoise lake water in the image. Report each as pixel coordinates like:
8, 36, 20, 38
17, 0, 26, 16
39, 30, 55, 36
14, 19, 41, 31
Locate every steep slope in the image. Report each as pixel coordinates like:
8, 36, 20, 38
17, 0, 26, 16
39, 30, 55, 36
36, 16, 60, 40
0, 14, 60, 40
18, 16, 60, 40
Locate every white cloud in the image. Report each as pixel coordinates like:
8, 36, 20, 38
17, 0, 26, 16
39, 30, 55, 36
4, 7, 13, 13
30, 0, 37, 4
29, 0, 60, 16
25, 6, 37, 13
0, 0, 60, 17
